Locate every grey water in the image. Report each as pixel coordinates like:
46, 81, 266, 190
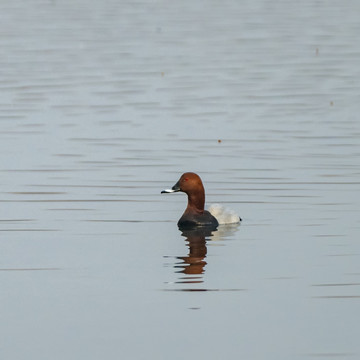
1, 0, 360, 359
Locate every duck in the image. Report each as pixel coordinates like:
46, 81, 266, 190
161, 172, 241, 229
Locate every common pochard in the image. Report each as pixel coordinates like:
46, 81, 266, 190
161, 172, 241, 229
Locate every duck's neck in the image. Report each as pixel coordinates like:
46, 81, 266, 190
186, 190, 205, 214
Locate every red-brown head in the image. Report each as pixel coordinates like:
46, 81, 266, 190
162, 172, 206, 212
173, 172, 204, 193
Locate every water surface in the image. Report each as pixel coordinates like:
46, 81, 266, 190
1, 0, 360, 359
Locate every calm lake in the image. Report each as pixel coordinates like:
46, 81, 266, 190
1, 0, 360, 359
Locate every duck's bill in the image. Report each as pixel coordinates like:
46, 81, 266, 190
161, 189, 177, 193
161, 181, 181, 194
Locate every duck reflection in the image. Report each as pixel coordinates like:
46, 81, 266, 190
174, 226, 216, 283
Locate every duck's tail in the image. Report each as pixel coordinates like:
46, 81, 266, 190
208, 204, 241, 225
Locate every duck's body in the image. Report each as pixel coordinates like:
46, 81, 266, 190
178, 208, 218, 229
161, 172, 223, 229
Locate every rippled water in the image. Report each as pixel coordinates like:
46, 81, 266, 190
1, 0, 360, 359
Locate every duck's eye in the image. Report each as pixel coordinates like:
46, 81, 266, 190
184, 178, 189, 182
